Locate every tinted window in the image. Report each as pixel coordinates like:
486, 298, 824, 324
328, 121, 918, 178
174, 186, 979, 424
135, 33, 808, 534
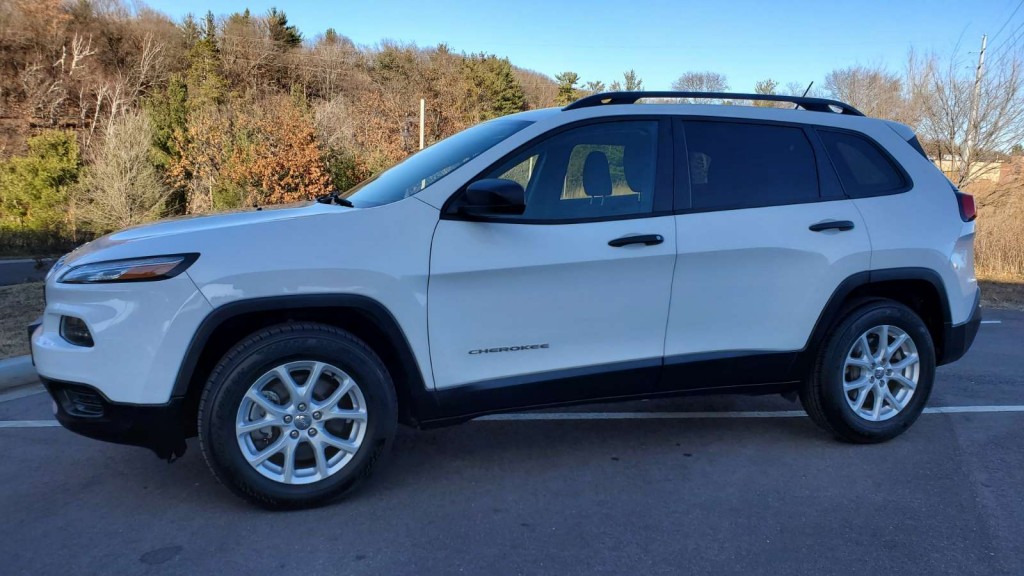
476, 121, 658, 220
344, 119, 533, 207
683, 121, 819, 210
819, 130, 907, 197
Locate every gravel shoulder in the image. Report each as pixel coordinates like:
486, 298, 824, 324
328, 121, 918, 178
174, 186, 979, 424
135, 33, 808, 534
979, 278, 1024, 311
0, 282, 44, 358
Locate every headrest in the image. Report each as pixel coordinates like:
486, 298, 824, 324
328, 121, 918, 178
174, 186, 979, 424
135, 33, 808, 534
623, 144, 652, 193
582, 151, 612, 197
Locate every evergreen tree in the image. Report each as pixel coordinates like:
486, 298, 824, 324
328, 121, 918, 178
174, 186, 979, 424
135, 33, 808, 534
0, 131, 81, 232
463, 54, 527, 120
184, 14, 227, 108
555, 71, 580, 105
623, 69, 643, 91
267, 8, 302, 47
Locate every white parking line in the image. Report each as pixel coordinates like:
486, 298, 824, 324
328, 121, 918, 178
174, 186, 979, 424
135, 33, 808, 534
0, 385, 45, 404
0, 420, 60, 428
981, 320, 1002, 324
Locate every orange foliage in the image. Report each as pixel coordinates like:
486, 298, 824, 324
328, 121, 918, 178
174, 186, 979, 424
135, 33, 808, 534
227, 97, 332, 204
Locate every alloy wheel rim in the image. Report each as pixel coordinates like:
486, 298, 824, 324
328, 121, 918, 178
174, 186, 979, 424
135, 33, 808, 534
235, 360, 367, 485
842, 325, 920, 422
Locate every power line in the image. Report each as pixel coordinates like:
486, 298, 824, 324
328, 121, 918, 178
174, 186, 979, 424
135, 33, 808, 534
990, 0, 1024, 43
986, 20, 1024, 70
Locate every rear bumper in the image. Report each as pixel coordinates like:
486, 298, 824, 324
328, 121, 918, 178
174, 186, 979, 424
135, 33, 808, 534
42, 377, 187, 461
939, 289, 981, 366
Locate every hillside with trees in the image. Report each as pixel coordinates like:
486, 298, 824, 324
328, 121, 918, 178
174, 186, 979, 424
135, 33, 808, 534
2, 1, 1024, 274
0, 1, 573, 249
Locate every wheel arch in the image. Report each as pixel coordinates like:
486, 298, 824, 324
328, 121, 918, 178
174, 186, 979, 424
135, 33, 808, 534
798, 268, 952, 374
173, 295, 434, 436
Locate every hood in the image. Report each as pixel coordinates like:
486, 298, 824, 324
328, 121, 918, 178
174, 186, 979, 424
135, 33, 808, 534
64, 201, 348, 264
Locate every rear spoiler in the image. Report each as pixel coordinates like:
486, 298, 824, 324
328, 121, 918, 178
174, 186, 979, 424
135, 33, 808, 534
884, 121, 927, 158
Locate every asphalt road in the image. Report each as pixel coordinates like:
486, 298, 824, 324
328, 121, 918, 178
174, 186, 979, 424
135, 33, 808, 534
0, 258, 53, 286
1, 310, 1022, 575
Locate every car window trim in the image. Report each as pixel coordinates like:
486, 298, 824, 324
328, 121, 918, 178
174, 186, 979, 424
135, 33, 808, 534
672, 116, 831, 214
441, 116, 675, 224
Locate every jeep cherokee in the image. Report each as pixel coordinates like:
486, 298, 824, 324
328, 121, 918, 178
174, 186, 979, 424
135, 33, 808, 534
30, 91, 982, 508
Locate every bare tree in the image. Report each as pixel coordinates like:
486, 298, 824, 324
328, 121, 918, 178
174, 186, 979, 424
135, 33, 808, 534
514, 67, 558, 109
79, 111, 168, 231
823, 64, 917, 123
671, 71, 729, 103
313, 96, 354, 152
753, 78, 790, 107
911, 49, 1024, 187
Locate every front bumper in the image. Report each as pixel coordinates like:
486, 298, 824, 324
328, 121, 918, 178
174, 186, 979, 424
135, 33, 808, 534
43, 377, 187, 461
939, 288, 981, 366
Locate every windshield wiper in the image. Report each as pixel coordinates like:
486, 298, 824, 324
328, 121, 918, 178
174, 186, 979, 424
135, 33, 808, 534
315, 191, 354, 207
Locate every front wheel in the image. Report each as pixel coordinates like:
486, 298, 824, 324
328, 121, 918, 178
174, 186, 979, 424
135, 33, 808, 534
199, 322, 397, 509
800, 300, 935, 443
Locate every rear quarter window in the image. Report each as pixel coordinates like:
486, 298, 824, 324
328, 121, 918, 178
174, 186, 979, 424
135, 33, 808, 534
818, 130, 908, 198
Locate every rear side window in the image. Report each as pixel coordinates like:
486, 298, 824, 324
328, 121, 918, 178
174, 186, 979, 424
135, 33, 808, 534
682, 121, 819, 211
818, 130, 907, 197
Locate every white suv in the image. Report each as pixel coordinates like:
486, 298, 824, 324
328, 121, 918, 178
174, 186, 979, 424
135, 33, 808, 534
30, 91, 981, 508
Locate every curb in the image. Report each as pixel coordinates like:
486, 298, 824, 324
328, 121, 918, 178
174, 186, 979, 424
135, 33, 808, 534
0, 356, 38, 391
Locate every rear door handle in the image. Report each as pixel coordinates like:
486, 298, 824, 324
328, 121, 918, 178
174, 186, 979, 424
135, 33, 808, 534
809, 220, 855, 232
608, 234, 664, 247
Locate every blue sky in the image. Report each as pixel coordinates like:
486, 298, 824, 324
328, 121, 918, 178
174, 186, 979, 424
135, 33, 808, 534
144, 0, 1023, 91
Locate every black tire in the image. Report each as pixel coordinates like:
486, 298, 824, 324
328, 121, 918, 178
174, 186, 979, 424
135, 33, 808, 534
800, 299, 935, 443
198, 322, 397, 509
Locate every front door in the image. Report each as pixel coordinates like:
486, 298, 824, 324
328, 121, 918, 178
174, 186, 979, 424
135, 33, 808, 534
428, 118, 677, 392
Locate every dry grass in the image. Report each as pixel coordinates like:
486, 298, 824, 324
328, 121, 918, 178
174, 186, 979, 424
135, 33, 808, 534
969, 180, 1024, 280
0, 282, 44, 358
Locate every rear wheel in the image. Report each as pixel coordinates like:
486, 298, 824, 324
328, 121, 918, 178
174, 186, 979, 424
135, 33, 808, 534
199, 322, 397, 509
800, 300, 935, 443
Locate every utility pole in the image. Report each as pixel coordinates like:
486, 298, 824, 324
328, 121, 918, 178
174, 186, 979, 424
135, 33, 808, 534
965, 34, 987, 178
419, 98, 425, 150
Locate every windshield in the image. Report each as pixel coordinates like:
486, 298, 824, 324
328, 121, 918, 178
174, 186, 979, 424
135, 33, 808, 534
343, 119, 534, 207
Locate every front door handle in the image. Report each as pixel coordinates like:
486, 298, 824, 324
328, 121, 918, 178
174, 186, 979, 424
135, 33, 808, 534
609, 234, 664, 247
809, 220, 855, 232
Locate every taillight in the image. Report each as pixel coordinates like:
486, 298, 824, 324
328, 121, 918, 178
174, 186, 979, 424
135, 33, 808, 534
955, 190, 976, 222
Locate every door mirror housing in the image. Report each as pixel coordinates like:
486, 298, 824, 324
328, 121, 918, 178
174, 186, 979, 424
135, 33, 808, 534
458, 179, 526, 217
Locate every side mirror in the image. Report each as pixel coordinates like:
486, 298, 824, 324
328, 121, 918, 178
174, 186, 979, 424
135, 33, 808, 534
459, 179, 526, 217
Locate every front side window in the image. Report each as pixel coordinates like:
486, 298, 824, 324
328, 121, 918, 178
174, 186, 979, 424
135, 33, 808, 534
818, 130, 907, 197
474, 120, 659, 221
344, 119, 533, 208
682, 120, 819, 211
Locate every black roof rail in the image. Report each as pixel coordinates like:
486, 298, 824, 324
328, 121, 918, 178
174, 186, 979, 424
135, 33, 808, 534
562, 91, 865, 116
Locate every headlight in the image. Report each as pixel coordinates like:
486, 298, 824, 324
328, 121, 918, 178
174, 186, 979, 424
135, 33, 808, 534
45, 254, 68, 282
58, 254, 199, 284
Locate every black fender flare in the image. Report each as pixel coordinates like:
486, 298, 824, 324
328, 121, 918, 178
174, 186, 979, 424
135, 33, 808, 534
171, 294, 437, 421
795, 267, 953, 373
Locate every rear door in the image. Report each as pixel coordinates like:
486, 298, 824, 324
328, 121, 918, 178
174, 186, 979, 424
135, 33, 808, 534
664, 118, 872, 386
428, 118, 676, 391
